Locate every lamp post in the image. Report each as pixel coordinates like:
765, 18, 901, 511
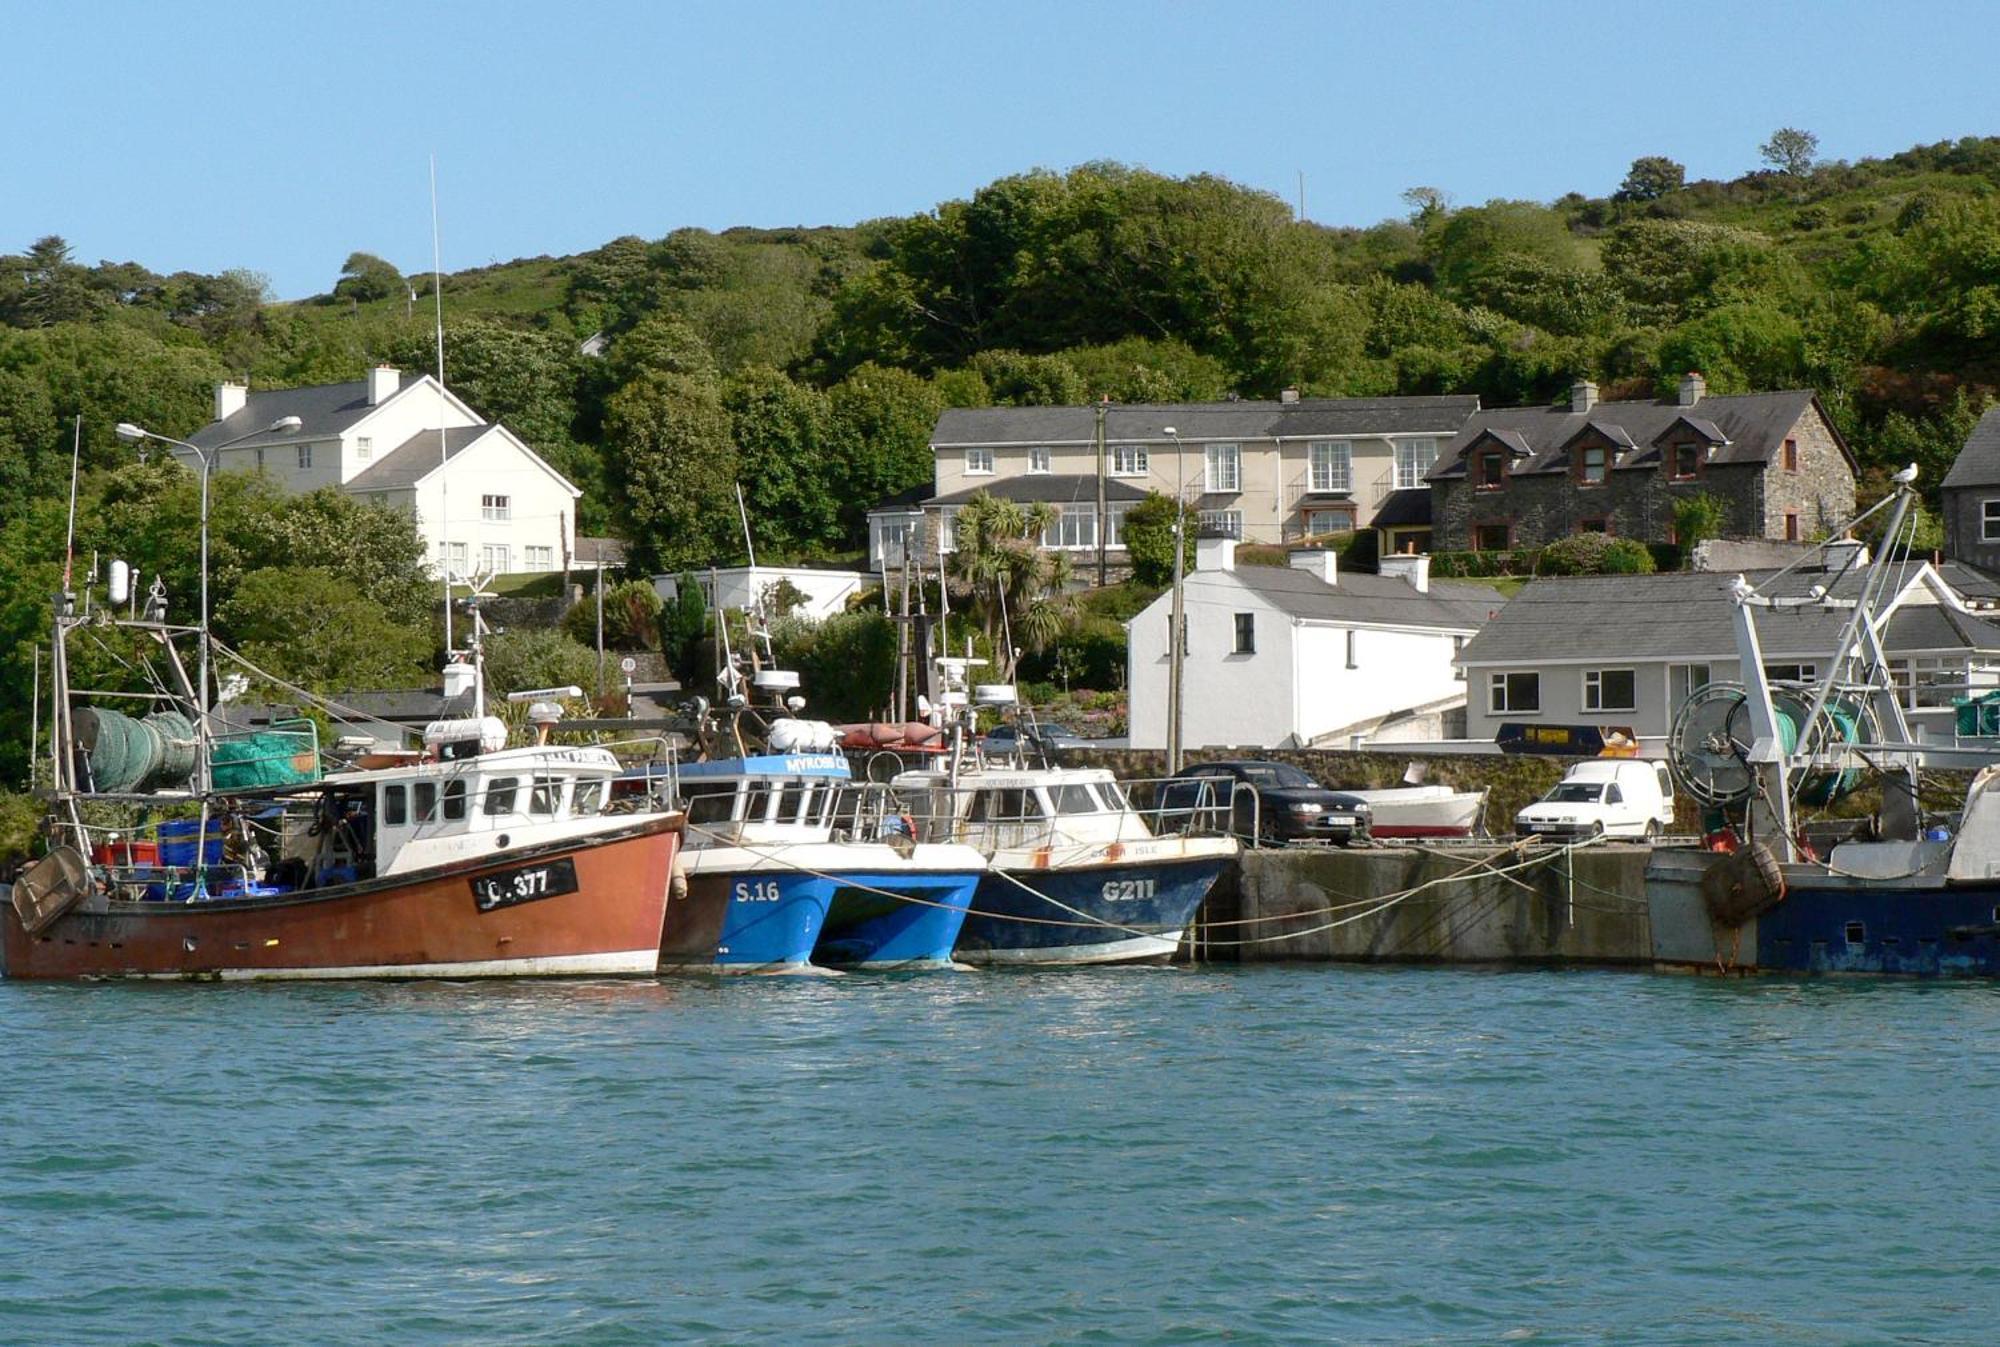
115, 415, 302, 793
1164, 425, 1187, 774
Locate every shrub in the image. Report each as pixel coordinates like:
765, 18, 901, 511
1599, 538, 1658, 573
1534, 533, 1657, 576
563, 578, 663, 649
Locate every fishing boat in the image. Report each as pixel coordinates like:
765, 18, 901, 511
891, 661, 1237, 966
3, 566, 680, 980
1650, 466, 2000, 976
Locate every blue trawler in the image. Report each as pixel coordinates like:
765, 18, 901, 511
1650, 469, 2000, 976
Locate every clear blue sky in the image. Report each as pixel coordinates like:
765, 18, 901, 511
7, 0, 1995, 299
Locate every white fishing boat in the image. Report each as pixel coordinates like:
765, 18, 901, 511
1340, 783, 1487, 838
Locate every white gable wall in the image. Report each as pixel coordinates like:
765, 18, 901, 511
1293, 622, 1469, 745
339, 379, 480, 483
1128, 574, 1300, 749
408, 428, 577, 576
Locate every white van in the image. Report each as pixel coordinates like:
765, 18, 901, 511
1515, 759, 1675, 841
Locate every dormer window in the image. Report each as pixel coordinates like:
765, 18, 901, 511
1476, 450, 1507, 490
1671, 443, 1701, 480
1578, 445, 1609, 486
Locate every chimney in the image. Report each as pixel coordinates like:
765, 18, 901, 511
1678, 371, 1706, 407
1195, 536, 1237, 572
1280, 387, 1300, 405
368, 365, 401, 406
215, 380, 247, 423
1287, 547, 1337, 586
1570, 379, 1598, 414
1379, 553, 1432, 594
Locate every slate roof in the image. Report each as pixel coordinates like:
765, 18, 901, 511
1458, 565, 2000, 666
1431, 390, 1846, 480
1941, 406, 2000, 490
187, 376, 410, 451
345, 426, 488, 492
927, 474, 1152, 507
1216, 564, 1505, 633
930, 396, 1479, 448
1371, 487, 1433, 529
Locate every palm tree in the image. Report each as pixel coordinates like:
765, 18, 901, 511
945, 492, 1078, 681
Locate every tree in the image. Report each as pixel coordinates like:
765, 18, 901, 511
1616, 156, 1686, 202
1118, 491, 1196, 588
944, 491, 1076, 680
1672, 493, 1730, 552
1760, 127, 1820, 177
220, 566, 434, 691
825, 363, 944, 543
603, 369, 739, 572
722, 367, 841, 555
562, 578, 661, 649
659, 571, 708, 685
1401, 187, 1451, 228
481, 628, 599, 701
331, 252, 405, 304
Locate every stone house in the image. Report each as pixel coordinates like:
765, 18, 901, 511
1941, 406, 2000, 573
1428, 374, 1856, 551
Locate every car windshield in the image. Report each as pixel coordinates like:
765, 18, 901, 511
1237, 764, 1317, 789
1548, 783, 1604, 803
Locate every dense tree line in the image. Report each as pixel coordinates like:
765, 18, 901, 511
4, 132, 2000, 779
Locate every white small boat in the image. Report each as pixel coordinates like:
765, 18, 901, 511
1343, 784, 1487, 838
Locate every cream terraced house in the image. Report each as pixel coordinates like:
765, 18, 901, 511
184, 366, 582, 580
868, 394, 1480, 569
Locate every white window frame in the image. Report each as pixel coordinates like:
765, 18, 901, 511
1669, 662, 1712, 709
1105, 503, 1134, 550
1204, 442, 1240, 493
1764, 662, 1818, 683
482, 493, 511, 522
356, 435, 372, 462
443, 541, 469, 573
1111, 445, 1149, 476
1489, 670, 1541, 714
1232, 612, 1255, 655
1308, 441, 1352, 493
1027, 447, 1052, 474
296, 443, 313, 470
525, 545, 555, 570
1983, 500, 2000, 543
965, 447, 994, 476
481, 543, 511, 574
1197, 508, 1243, 539
1394, 438, 1438, 490
935, 506, 960, 553
1304, 506, 1353, 536
1583, 667, 1637, 712
1041, 507, 1097, 550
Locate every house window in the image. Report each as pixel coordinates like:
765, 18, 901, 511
1394, 438, 1438, 489
1112, 445, 1148, 476
1308, 441, 1351, 493
356, 436, 372, 461
1041, 507, 1097, 550
1205, 443, 1240, 493
482, 494, 511, 521
965, 447, 994, 476
935, 507, 959, 552
1489, 671, 1540, 714
1233, 613, 1255, 655
1583, 668, 1637, 712
1472, 522, 1511, 552
1765, 663, 1817, 683
1028, 447, 1051, 474
1783, 438, 1799, 471
1198, 509, 1243, 539
1476, 451, 1506, 490
876, 517, 917, 564
1891, 656, 1965, 709
525, 545, 554, 570
1672, 443, 1701, 480
443, 541, 469, 573
1784, 511, 1800, 541
1304, 506, 1354, 536
1579, 445, 1608, 485
482, 544, 511, 574
1983, 500, 2000, 543
1106, 504, 1134, 549
1669, 663, 1712, 709
296, 443, 313, 469
254, 448, 265, 471
1345, 629, 1359, 669
1576, 518, 1609, 534
1453, 635, 1467, 681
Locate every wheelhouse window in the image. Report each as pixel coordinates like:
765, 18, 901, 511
574, 780, 606, 815
442, 779, 467, 821
1583, 668, 1636, 712
1028, 446, 1052, 474
1052, 782, 1102, 816
383, 784, 408, 826
1308, 441, 1351, 493
1394, 438, 1438, 489
529, 775, 562, 816
965, 447, 994, 476
1233, 613, 1255, 655
1205, 443, 1241, 493
1579, 445, 1609, 485
684, 786, 737, 825
1490, 671, 1540, 713
1472, 523, 1511, 552
414, 781, 438, 822
1111, 444, 1148, 476
484, 777, 520, 816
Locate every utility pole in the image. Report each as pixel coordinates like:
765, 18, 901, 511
1165, 426, 1187, 772
1094, 398, 1110, 587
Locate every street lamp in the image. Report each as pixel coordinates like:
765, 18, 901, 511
115, 414, 303, 794
1163, 425, 1187, 773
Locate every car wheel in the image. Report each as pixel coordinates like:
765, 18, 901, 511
1589, 821, 1605, 840
1643, 820, 1660, 841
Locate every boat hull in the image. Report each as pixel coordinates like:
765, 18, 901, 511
814, 870, 980, 970
955, 843, 1234, 967
2, 816, 679, 981
1756, 877, 2000, 976
1344, 788, 1487, 839
668, 867, 835, 973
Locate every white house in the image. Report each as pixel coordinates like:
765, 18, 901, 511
183, 366, 582, 578
655, 566, 875, 622
1457, 559, 2000, 754
1126, 543, 1506, 751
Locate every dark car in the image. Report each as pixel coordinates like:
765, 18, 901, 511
1155, 761, 1371, 845
979, 723, 1091, 761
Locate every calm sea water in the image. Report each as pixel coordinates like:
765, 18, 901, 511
1, 967, 1995, 1345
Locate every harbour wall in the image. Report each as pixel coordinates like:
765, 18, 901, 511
1193, 843, 1659, 966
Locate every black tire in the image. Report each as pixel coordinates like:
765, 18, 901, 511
1590, 821, 1606, 840
1643, 820, 1661, 841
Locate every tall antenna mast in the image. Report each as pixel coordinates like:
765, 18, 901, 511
61, 416, 81, 589
431, 154, 453, 653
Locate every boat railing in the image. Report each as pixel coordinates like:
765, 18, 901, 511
875, 775, 1243, 848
